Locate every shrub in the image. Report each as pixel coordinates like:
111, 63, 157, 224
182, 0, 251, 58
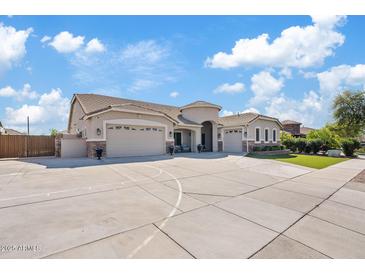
307, 125, 341, 149
309, 139, 322, 154
304, 143, 312, 154
320, 144, 329, 154
340, 138, 361, 157
280, 145, 285, 150
296, 138, 307, 153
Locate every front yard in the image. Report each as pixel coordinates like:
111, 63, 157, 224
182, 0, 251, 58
247, 153, 349, 169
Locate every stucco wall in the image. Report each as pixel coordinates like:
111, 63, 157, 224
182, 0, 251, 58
86, 111, 174, 140
248, 119, 281, 143
69, 100, 86, 134
181, 107, 219, 124
61, 139, 87, 158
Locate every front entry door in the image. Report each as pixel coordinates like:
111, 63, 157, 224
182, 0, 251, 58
174, 132, 182, 146
201, 133, 206, 146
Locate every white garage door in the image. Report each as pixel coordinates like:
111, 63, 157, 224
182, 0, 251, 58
223, 129, 242, 153
106, 125, 165, 157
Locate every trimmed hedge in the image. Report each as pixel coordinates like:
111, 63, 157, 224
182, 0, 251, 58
253, 145, 284, 152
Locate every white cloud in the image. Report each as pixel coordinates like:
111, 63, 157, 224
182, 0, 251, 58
85, 38, 105, 53
206, 15, 345, 69
221, 110, 234, 116
317, 64, 365, 94
242, 107, 259, 114
4, 88, 69, 134
70, 39, 182, 94
250, 71, 284, 105
0, 86, 17, 97
121, 40, 168, 64
0, 23, 33, 74
49, 31, 84, 53
265, 91, 323, 126
0, 83, 38, 101
214, 82, 245, 94
170, 91, 179, 98
40, 35, 51, 43
279, 67, 292, 79
220, 107, 259, 117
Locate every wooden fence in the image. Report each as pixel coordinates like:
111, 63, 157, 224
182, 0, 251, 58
0, 135, 55, 158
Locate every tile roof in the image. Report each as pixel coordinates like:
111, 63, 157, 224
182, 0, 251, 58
282, 120, 302, 125
300, 126, 316, 135
217, 112, 260, 127
218, 112, 283, 127
74, 93, 202, 126
180, 100, 222, 110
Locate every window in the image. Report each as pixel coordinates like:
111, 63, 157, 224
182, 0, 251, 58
265, 128, 269, 142
255, 128, 260, 142
273, 129, 277, 143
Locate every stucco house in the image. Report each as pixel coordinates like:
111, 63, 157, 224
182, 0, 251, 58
61, 93, 282, 158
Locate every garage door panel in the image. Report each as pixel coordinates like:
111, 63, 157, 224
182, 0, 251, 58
223, 129, 242, 153
106, 125, 165, 157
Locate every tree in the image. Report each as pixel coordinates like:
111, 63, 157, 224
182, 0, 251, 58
333, 91, 365, 137
306, 125, 340, 149
50, 128, 58, 137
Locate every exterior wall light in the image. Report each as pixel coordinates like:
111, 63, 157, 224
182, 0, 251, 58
169, 131, 173, 137
96, 128, 102, 136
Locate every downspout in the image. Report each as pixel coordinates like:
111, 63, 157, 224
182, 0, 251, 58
246, 125, 249, 153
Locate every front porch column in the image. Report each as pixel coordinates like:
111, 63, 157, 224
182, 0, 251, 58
193, 127, 201, 152
212, 122, 218, 152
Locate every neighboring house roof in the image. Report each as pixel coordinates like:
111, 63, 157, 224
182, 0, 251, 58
217, 112, 282, 128
282, 120, 302, 125
300, 126, 316, 135
72, 93, 210, 127
180, 100, 222, 110
1, 128, 25, 135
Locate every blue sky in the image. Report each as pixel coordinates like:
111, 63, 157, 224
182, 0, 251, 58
1, 15, 365, 134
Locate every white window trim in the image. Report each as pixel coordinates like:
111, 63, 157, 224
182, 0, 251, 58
255, 127, 261, 143
272, 128, 277, 143
264, 128, 269, 143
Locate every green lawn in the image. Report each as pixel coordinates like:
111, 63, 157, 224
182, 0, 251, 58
247, 153, 349, 169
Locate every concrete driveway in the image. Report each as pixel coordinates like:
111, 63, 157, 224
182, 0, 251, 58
0, 153, 364, 259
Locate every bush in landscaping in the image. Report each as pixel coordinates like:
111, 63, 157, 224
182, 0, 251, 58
340, 138, 361, 157
309, 139, 322, 154
296, 138, 307, 153
304, 143, 312, 153
307, 125, 341, 149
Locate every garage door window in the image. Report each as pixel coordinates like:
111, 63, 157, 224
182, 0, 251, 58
255, 128, 260, 142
